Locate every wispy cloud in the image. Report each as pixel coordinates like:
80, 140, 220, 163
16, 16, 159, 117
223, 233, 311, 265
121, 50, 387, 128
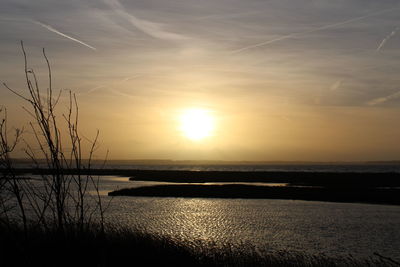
330, 80, 343, 91
0, 17, 22, 22
367, 90, 400, 105
105, 0, 187, 41
82, 74, 145, 96
376, 26, 399, 51
34, 21, 97, 51
232, 7, 398, 54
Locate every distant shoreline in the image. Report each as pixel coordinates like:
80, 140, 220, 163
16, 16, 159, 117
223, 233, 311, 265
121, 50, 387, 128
8, 158, 400, 165
3, 168, 400, 187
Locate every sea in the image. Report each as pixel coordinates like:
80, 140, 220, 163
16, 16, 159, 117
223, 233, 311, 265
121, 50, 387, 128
94, 162, 400, 260
12, 159, 400, 173
10, 162, 400, 259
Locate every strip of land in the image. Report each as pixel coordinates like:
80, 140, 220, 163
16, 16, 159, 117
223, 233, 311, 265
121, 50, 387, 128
5, 168, 400, 204
108, 184, 400, 205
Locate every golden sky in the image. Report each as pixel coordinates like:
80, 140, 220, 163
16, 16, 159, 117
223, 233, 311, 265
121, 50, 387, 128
1, 0, 400, 161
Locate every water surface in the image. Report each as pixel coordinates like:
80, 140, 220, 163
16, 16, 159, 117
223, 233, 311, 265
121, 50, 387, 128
101, 176, 400, 259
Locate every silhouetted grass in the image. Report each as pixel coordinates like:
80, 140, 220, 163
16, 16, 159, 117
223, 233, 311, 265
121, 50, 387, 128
0, 222, 399, 267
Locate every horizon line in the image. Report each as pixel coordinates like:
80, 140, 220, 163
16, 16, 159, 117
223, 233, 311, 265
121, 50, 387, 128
10, 158, 400, 165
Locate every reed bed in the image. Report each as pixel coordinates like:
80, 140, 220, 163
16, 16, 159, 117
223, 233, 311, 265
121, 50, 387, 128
0, 222, 399, 267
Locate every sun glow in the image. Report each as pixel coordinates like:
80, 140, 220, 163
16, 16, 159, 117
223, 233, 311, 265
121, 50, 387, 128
180, 109, 215, 141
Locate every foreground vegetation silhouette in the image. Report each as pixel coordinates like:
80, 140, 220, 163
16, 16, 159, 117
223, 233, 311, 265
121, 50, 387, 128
2, 222, 400, 267
1, 42, 106, 234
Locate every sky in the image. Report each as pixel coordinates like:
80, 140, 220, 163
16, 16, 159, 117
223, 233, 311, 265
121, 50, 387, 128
1, 0, 400, 161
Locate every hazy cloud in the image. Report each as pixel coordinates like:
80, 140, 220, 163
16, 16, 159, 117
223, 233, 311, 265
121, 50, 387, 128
105, 0, 188, 41
330, 80, 343, 91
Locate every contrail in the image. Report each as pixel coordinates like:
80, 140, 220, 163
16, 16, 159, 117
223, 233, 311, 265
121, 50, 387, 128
232, 7, 398, 54
367, 90, 400, 106
34, 21, 96, 51
377, 27, 399, 51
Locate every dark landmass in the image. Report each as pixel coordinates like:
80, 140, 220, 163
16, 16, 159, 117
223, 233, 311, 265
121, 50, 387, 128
5, 168, 400, 188
109, 184, 400, 205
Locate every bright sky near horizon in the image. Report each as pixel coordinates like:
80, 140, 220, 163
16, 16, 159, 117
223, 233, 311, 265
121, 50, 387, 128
1, 0, 400, 161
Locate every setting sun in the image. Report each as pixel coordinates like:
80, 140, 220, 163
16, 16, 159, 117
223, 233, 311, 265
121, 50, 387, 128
179, 109, 215, 141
